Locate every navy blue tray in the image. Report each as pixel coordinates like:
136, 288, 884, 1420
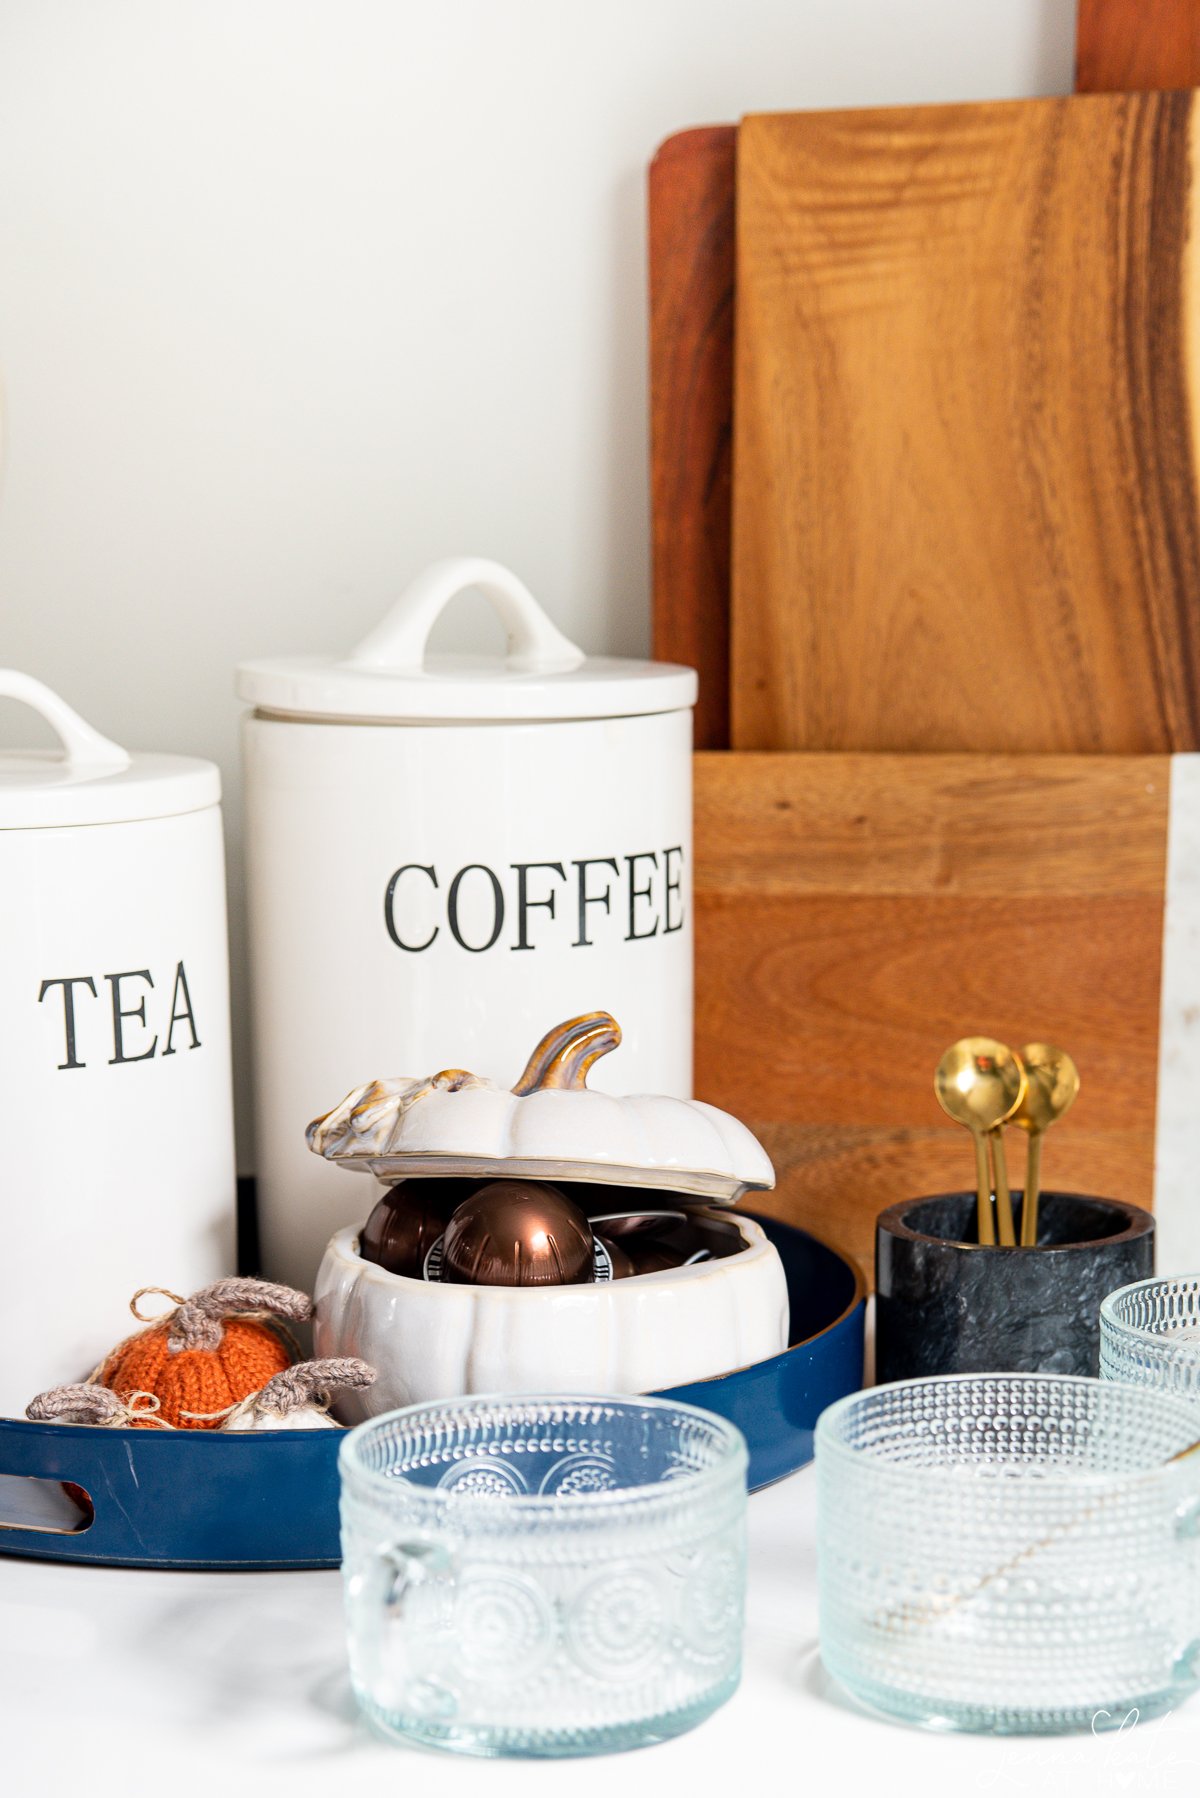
0, 1215, 864, 1570
660, 1213, 866, 1490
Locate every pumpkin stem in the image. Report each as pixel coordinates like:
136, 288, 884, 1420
168, 1278, 312, 1352
26, 1384, 172, 1429
254, 1357, 376, 1415
27, 1383, 126, 1425
511, 1012, 622, 1095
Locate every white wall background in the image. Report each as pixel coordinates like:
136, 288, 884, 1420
0, 0, 1075, 1168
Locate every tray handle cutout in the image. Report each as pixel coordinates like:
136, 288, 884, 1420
0, 1474, 93, 1535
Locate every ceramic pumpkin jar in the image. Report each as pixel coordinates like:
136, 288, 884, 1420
309, 1013, 788, 1416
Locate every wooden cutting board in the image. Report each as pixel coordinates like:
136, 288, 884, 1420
649, 9, 1200, 749
693, 751, 1169, 1273
731, 92, 1200, 755
649, 125, 737, 750
1076, 0, 1200, 91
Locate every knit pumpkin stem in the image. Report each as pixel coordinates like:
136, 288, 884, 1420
26, 1384, 172, 1428
167, 1278, 313, 1352
255, 1357, 376, 1414
28, 1383, 126, 1424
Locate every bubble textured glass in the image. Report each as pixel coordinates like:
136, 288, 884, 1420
339, 1394, 747, 1757
1101, 1276, 1200, 1404
817, 1374, 1200, 1734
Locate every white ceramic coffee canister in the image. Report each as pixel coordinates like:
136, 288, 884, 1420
0, 673, 236, 1417
238, 559, 696, 1292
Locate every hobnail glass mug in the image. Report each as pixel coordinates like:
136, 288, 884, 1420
339, 1394, 748, 1756
1100, 1275, 1200, 1403
817, 1373, 1200, 1734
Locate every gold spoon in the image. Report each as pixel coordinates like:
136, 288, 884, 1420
878, 1428, 1200, 1635
934, 1039, 1026, 1247
987, 1124, 1018, 1248
1011, 1043, 1080, 1247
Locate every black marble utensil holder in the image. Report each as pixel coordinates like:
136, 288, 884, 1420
875, 1192, 1154, 1383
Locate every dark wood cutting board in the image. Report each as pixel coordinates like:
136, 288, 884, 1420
1076, 0, 1200, 91
649, 125, 737, 750
731, 92, 1200, 755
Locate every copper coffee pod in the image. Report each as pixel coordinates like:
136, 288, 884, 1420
595, 1233, 636, 1278
359, 1178, 474, 1277
590, 1211, 690, 1275
591, 1209, 690, 1237
440, 1180, 595, 1286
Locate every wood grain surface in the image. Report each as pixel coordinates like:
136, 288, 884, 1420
693, 752, 1169, 1273
1077, 0, 1200, 91
647, 6, 1200, 708
732, 95, 1200, 755
649, 126, 737, 749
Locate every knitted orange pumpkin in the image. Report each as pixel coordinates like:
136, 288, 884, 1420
96, 1279, 311, 1429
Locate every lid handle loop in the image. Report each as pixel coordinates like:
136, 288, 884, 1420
346, 558, 585, 675
0, 671, 131, 770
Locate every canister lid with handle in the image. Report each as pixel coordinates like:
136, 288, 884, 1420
0, 671, 220, 828
236, 558, 697, 722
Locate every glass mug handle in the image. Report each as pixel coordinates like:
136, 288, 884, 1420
359, 1534, 460, 1723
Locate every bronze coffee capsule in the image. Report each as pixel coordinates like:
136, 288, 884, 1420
591, 1207, 745, 1273
590, 1210, 693, 1274
360, 1178, 475, 1277
441, 1180, 594, 1286
595, 1233, 636, 1278
590, 1209, 689, 1238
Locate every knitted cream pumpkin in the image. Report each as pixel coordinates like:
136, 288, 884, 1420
96, 1279, 311, 1429
220, 1356, 376, 1431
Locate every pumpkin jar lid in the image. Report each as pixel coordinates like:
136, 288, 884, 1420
236, 558, 696, 724
306, 1012, 775, 1205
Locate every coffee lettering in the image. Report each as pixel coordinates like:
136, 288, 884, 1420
624, 852, 660, 941
384, 864, 440, 951
663, 845, 685, 934
162, 961, 201, 1055
447, 864, 505, 953
38, 975, 98, 1070
511, 862, 566, 952
106, 970, 158, 1064
381, 848, 687, 953
573, 857, 619, 947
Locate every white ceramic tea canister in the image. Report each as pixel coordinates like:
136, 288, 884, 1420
0, 673, 236, 1417
238, 559, 696, 1291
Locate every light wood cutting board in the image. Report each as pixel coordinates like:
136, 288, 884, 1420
732, 93, 1200, 754
694, 751, 1169, 1274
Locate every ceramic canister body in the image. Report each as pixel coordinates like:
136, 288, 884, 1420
243, 708, 693, 1292
0, 805, 236, 1416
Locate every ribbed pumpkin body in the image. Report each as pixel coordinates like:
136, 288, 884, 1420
99, 1318, 292, 1428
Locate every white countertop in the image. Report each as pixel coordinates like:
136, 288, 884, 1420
4, 1466, 1197, 1798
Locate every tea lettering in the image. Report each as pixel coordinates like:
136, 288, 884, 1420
38, 961, 201, 1070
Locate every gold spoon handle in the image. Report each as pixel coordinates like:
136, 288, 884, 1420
990, 1129, 1016, 1246
1021, 1131, 1043, 1247
973, 1131, 995, 1246
878, 1429, 1200, 1635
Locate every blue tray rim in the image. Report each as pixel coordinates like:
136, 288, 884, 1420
0, 1215, 866, 1565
